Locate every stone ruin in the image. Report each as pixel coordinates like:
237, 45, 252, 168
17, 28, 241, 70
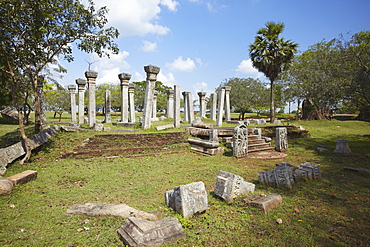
214, 171, 255, 203
243, 193, 282, 213
232, 123, 248, 159
164, 181, 208, 219
117, 217, 185, 247
258, 162, 321, 189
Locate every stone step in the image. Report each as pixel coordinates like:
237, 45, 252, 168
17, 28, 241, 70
248, 142, 271, 150
247, 146, 275, 153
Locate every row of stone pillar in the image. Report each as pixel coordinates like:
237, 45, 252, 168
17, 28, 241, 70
67, 71, 136, 127
67, 65, 231, 129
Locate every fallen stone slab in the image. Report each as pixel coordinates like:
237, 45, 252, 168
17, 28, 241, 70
190, 145, 224, 156
343, 167, 370, 174
155, 124, 174, 131
117, 217, 186, 247
6, 170, 37, 185
114, 122, 138, 128
0, 126, 60, 175
245, 193, 282, 213
192, 123, 214, 129
0, 176, 14, 196
214, 171, 255, 203
165, 181, 208, 219
66, 203, 162, 221
188, 138, 219, 148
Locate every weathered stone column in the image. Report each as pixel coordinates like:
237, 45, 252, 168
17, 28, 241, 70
152, 90, 158, 120
198, 91, 206, 118
166, 89, 174, 118
182, 91, 189, 122
174, 85, 181, 128
128, 83, 135, 123
224, 86, 231, 122
85, 70, 98, 127
118, 73, 131, 123
210, 92, 217, 122
105, 90, 111, 123
68, 84, 77, 123
187, 92, 194, 124
75, 78, 86, 124
216, 88, 225, 127
142, 65, 160, 130
276, 127, 288, 152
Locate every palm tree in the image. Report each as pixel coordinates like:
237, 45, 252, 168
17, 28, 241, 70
249, 21, 298, 123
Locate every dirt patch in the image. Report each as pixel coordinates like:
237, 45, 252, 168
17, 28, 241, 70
61, 132, 189, 159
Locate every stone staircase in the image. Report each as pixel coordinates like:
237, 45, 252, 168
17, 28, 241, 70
223, 135, 275, 153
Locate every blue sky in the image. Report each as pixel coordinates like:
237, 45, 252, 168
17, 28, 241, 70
59, 0, 370, 109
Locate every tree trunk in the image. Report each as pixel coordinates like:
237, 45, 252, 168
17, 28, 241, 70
17, 110, 32, 164
356, 106, 370, 121
269, 80, 275, 123
34, 80, 46, 132
302, 99, 333, 120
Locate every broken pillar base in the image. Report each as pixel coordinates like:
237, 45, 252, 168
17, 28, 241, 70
117, 217, 185, 247
244, 193, 282, 213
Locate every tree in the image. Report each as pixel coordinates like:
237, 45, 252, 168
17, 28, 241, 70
337, 31, 370, 120
0, 0, 119, 163
217, 78, 270, 119
249, 21, 298, 123
133, 81, 171, 112
44, 84, 70, 122
95, 83, 121, 113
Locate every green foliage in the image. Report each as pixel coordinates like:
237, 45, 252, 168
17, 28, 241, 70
133, 81, 171, 112
284, 31, 370, 119
44, 85, 70, 122
217, 77, 269, 118
95, 83, 121, 112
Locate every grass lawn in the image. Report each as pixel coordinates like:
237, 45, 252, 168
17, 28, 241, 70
0, 114, 369, 246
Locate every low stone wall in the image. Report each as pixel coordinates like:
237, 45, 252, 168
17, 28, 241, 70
0, 126, 60, 175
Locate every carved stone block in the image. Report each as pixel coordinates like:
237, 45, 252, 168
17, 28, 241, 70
164, 181, 208, 219
117, 217, 185, 246
214, 171, 255, 203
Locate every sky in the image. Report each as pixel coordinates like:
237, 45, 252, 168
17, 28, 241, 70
59, 0, 370, 111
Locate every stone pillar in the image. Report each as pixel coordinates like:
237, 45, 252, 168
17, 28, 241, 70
75, 78, 86, 124
198, 91, 206, 118
118, 73, 131, 123
152, 90, 158, 120
68, 85, 77, 123
166, 89, 174, 118
210, 92, 217, 122
216, 88, 225, 127
85, 70, 98, 127
187, 92, 194, 124
128, 83, 135, 123
174, 85, 181, 128
105, 90, 111, 123
224, 86, 231, 122
142, 65, 160, 130
182, 91, 189, 122
276, 127, 288, 152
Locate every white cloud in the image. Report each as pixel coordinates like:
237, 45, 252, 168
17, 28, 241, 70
141, 40, 158, 52
132, 71, 176, 86
158, 72, 176, 86
235, 59, 264, 79
93, 0, 179, 37
91, 50, 131, 84
161, 0, 180, 12
166, 56, 196, 72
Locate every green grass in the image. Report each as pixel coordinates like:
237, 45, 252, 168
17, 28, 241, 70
0, 116, 369, 246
